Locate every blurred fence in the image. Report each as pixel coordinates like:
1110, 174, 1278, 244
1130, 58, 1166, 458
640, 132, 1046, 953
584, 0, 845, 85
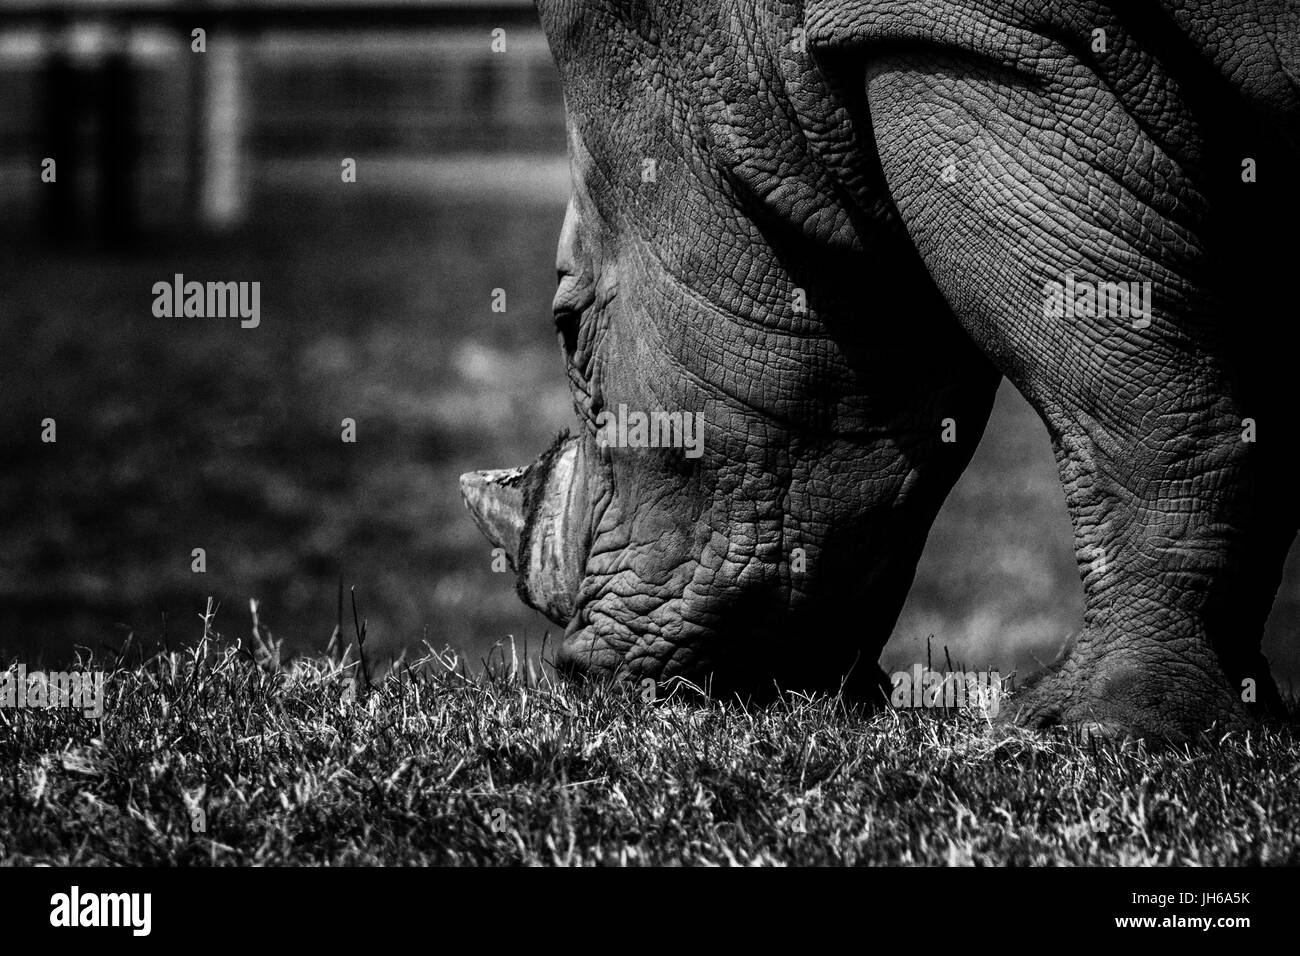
0, 0, 566, 241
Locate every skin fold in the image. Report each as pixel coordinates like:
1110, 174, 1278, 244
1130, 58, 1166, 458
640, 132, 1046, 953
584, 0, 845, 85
461, 0, 1300, 738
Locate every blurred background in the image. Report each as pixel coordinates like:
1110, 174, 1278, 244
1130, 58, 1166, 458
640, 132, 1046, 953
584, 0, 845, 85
1, 0, 1296, 688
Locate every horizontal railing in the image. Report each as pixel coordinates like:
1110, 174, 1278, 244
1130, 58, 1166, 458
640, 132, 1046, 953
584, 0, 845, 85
7, 1, 557, 243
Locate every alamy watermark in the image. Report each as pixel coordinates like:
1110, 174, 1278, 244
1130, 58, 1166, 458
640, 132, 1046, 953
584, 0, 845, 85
50, 886, 150, 936
890, 664, 1003, 717
1043, 274, 1151, 328
152, 273, 260, 328
595, 403, 704, 459
0, 665, 105, 718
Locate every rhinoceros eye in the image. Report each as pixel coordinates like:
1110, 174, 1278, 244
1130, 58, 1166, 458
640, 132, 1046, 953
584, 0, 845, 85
554, 306, 581, 358
553, 271, 594, 360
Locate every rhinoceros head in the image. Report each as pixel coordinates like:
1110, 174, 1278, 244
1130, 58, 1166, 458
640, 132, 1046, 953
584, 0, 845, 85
461, 0, 998, 698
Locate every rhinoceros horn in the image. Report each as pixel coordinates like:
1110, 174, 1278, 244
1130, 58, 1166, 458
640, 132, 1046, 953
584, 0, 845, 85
459, 466, 528, 559
460, 435, 585, 624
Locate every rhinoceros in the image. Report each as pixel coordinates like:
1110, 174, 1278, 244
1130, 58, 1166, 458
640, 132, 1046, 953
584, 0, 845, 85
461, 0, 1300, 739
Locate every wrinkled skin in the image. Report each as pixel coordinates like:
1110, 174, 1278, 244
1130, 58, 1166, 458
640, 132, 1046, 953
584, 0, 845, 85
462, 0, 1300, 739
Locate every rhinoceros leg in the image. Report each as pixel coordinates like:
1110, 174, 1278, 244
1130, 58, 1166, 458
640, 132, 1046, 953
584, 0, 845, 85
840, 2, 1300, 737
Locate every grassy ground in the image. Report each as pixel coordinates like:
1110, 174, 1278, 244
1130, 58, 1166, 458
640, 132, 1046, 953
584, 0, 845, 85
3, 619, 1297, 866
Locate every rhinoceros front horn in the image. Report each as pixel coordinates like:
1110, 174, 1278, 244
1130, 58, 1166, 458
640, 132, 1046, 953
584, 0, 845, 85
459, 436, 585, 624
459, 466, 528, 561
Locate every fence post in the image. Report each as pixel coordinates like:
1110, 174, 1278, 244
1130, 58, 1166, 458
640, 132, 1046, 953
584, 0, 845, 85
198, 22, 247, 229
97, 25, 139, 246
39, 19, 77, 245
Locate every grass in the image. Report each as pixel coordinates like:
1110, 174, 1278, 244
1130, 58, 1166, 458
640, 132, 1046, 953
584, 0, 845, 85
2, 608, 1298, 866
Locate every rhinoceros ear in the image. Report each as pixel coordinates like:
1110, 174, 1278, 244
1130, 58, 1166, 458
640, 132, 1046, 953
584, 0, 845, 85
460, 466, 528, 566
